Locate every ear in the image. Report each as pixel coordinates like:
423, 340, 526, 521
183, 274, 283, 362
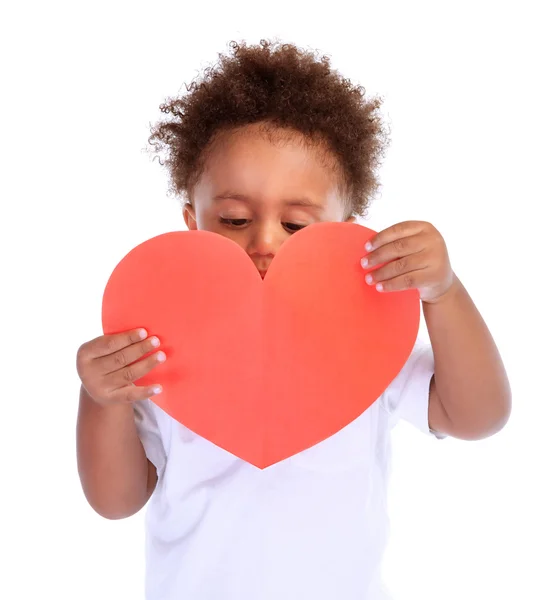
183, 203, 198, 230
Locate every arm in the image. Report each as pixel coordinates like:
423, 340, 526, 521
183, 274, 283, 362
362, 221, 511, 440
77, 385, 158, 519
76, 329, 165, 519
424, 275, 511, 440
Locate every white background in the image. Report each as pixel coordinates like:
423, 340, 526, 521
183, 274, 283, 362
1, 1, 547, 598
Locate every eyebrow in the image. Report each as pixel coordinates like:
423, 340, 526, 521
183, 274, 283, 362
213, 192, 323, 210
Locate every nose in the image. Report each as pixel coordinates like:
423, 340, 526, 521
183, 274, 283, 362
247, 222, 284, 262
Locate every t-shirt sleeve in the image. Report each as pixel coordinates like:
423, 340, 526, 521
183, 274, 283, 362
133, 399, 167, 473
381, 337, 445, 438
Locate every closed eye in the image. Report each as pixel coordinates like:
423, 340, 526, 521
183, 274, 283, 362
220, 218, 307, 233
283, 222, 307, 233
220, 218, 250, 228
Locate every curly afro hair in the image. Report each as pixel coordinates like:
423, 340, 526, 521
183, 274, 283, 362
148, 39, 390, 217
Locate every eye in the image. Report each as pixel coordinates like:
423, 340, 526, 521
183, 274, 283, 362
220, 218, 250, 228
283, 222, 307, 233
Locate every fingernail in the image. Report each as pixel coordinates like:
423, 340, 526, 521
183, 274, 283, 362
365, 241, 373, 252
152, 386, 162, 395
150, 337, 160, 347
376, 283, 384, 292
139, 329, 147, 339
361, 257, 369, 268
157, 351, 166, 362
366, 274, 373, 285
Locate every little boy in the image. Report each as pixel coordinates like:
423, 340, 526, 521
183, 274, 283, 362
76, 40, 511, 599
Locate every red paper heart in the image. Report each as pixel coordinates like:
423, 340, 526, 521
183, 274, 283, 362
102, 222, 419, 468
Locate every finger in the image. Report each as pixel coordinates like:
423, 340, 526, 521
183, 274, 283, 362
109, 383, 164, 404
365, 221, 428, 253
108, 350, 167, 390
97, 335, 162, 376
370, 270, 427, 293
78, 328, 149, 362
364, 252, 428, 286
362, 232, 428, 270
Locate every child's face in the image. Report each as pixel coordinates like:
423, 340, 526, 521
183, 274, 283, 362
184, 123, 353, 278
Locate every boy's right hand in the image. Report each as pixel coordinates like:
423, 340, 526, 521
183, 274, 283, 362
77, 329, 166, 407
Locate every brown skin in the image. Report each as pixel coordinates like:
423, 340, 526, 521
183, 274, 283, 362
185, 124, 354, 272
188, 126, 511, 439
362, 221, 512, 439
77, 124, 510, 519
76, 329, 166, 519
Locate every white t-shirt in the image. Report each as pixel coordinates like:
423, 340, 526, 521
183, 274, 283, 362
134, 338, 439, 600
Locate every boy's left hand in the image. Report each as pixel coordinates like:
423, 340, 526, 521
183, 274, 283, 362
361, 221, 456, 304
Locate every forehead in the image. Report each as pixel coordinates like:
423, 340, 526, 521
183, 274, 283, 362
195, 124, 344, 205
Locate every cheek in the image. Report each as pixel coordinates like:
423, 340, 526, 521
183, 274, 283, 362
194, 210, 215, 231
